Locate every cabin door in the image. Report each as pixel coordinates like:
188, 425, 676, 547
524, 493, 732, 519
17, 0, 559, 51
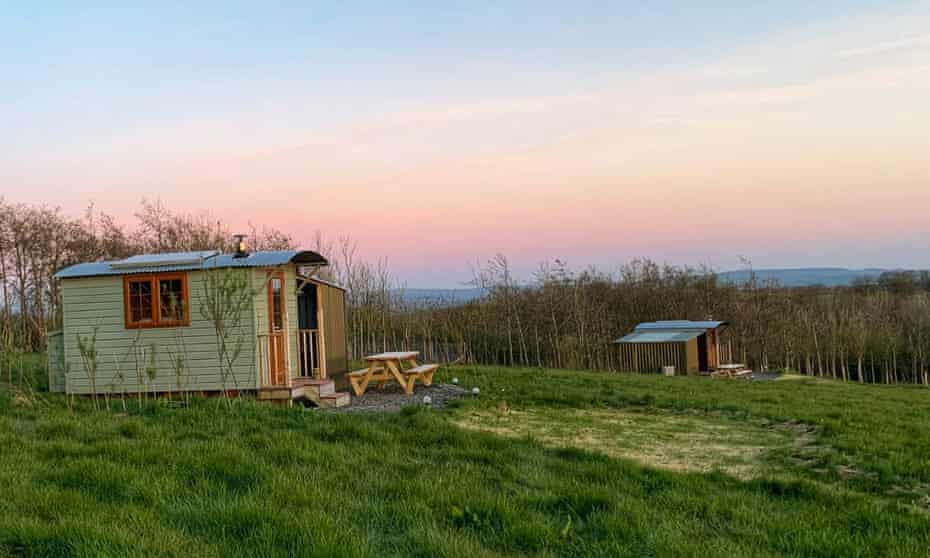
296, 283, 320, 376
267, 272, 287, 385
697, 333, 709, 372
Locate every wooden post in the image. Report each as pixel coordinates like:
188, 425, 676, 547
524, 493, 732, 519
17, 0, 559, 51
316, 285, 327, 379
251, 270, 262, 389
282, 271, 292, 388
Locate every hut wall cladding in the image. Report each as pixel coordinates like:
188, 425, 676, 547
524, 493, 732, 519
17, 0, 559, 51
686, 338, 699, 373
706, 329, 718, 369
618, 339, 699, 375
318, 282, 349, 380
61, 272, 258, 394
47, 330, 66, 393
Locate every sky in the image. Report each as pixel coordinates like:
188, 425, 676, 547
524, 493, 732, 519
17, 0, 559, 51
2, 1, 929, 287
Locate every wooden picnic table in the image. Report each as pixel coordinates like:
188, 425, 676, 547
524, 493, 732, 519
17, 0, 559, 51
348, 351, 438, 396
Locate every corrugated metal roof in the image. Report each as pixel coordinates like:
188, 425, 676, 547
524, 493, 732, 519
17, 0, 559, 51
635, 320, 727, 330
614, 329, 705, 344
54, 250, 328, 279
299, 275, 347, 292
110, 251, 220, 269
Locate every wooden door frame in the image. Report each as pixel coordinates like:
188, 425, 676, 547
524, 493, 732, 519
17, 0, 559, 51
315, 282, 327, 378
266, 270, 287, 385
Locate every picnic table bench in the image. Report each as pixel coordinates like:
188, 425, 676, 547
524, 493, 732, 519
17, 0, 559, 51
348, 351, 439, 396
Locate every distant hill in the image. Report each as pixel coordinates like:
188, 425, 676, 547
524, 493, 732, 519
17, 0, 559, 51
718, 268, 889, 287
393, 288, 486, 306
395, 269, 902, 304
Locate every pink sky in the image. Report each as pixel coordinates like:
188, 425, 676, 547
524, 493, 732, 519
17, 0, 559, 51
3, 4, 930, 286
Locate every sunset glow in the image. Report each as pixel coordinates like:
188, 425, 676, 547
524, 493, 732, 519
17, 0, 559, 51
3, 2, 929, 285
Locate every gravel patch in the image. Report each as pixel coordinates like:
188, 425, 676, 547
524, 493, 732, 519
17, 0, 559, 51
328, 383, 468, 413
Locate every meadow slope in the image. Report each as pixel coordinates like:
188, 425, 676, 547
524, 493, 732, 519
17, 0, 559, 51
1, 359, 929, 557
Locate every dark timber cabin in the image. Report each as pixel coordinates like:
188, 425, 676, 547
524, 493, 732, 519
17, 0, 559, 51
614, 320, 727, 375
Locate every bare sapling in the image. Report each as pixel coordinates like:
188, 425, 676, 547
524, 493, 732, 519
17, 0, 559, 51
111, 351, 127, 412
168, 326, 190, 404
199, 266, 266, 407
130, 330, 145, 409
145, 344, 158, 401
0, 327, 12, 384
76, 327, 100, 410
65, 362, 73, 413
165, 295, 188, 402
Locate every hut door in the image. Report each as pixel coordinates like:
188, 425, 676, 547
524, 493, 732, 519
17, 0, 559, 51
697, 333, 709, 372
297, 283, 320, 376
267, 272, 287, 385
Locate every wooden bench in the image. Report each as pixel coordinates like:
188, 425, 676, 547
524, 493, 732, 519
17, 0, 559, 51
402, 364, 438, 386
348, 365, 382, 378
348, 365, 387, 396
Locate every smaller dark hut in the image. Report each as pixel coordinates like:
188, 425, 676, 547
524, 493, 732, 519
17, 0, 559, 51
614, 320, 727, 375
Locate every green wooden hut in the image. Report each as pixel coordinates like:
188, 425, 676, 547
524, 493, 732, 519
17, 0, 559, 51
614, 320, 727, 375
47, 248, 350, 407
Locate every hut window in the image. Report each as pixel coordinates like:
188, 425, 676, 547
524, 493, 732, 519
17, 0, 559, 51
123, 273, 190, 328
269, 274, 284, 331
127, 279, 154, 324
158, 275, 188, 325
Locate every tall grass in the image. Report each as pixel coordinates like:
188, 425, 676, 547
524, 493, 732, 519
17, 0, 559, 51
1, 361, 929, 557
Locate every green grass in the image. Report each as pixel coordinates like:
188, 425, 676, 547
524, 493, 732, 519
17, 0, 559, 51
453, 405, 803, 479
1, 360, 929, 557
448, 367, 930, 495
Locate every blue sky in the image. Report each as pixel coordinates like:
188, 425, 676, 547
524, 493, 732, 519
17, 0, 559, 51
2, 1, 901, 149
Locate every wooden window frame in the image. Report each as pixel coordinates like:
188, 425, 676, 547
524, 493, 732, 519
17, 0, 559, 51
123, 272, 191, 329
267, 270, 285, 332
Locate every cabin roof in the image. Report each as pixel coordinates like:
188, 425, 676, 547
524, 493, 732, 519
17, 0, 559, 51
613, 320, 727, 344
634, 320, 727, 330
54, 250, 328, 279
109, 250, 221, 269
614, 329, 705, 344
298, 274, 347, 292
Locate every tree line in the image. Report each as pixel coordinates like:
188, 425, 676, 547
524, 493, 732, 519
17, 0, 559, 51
341, 256, 930, 386
2, 198, 929, 386
0, 198, 291, 353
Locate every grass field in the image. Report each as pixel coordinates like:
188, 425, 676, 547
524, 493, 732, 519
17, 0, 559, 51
1, 356, 929, 557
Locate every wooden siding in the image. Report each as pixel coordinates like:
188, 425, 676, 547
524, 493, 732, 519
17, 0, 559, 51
706, 329, 719, 369
318, 281, 348, 381
684, 338, 700, 374
61, 270, 258, 394
47, 330, 66, 393
617, 339, 700, 375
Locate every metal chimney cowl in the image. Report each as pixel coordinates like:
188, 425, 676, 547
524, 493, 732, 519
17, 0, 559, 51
233, 234, 249, 258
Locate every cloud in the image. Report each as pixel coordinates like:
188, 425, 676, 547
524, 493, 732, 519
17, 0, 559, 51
835, 34, 930, 58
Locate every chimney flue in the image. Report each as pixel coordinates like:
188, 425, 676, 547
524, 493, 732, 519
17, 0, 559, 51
233, 234, 249, 258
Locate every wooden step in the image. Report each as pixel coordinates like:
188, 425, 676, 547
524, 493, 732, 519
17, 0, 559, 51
292, 377, 330, 387
292, 377, 335, 396
317, 392, 350, 408
258, 382, 348, 408
257, 386, 294, 401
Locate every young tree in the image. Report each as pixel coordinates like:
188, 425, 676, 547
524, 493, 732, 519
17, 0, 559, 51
198, 266, 265, 406
76, 328, 100, 410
